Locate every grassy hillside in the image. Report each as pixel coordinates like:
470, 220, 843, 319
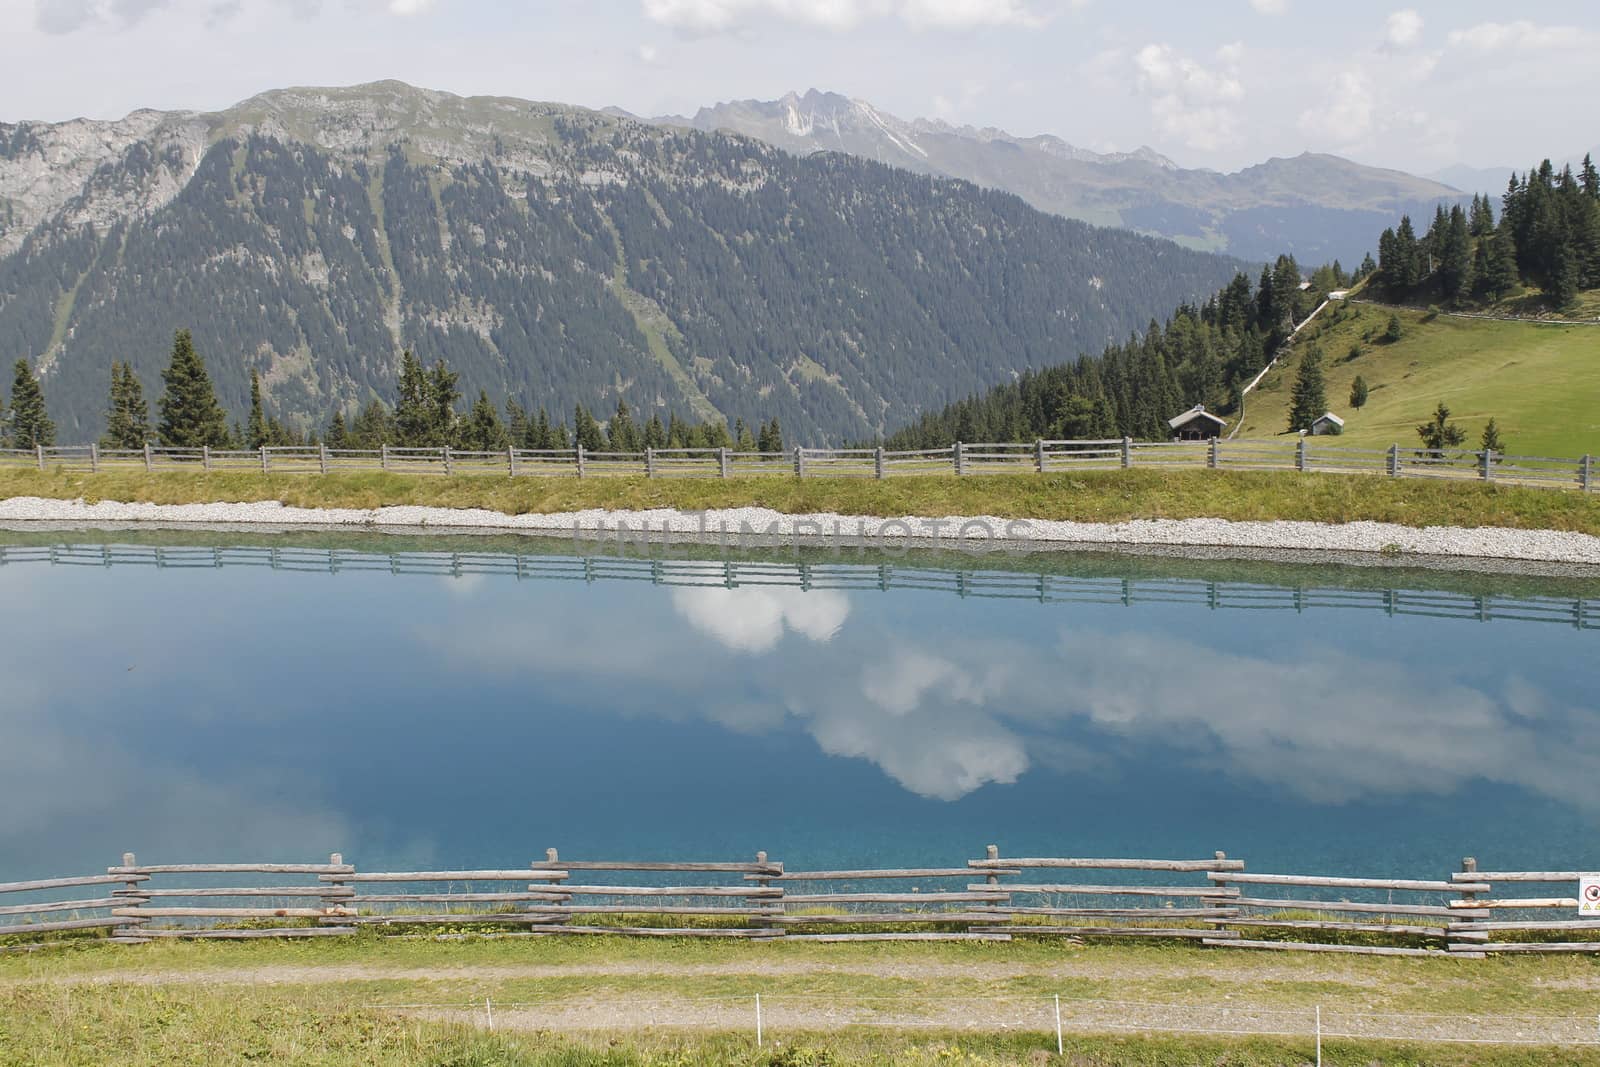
1235, 300, 1600, 458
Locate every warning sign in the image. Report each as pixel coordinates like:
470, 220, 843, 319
1581, 876, 1600, 917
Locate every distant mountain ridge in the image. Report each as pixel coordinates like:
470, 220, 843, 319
0, 80, 1244, 443
647, 89, 1466, 265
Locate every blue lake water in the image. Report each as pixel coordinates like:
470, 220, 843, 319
2, 532, 1598, 884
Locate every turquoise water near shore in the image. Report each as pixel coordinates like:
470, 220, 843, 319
2, 531, 1596, 883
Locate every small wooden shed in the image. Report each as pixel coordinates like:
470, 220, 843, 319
1168, 404, 1228, 441
1310, 412, 1345, 436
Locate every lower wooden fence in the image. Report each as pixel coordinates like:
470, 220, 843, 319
2, 849, 1596, 956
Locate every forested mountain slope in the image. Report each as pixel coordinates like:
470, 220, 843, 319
0, 81, 1244, 444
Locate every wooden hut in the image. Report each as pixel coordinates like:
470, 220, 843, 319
1168, 405, 1228, 441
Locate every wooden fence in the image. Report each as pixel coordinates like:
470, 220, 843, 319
4, 544, 1594, 630
1, 438, 1594, 492
4, 849, 1597, 957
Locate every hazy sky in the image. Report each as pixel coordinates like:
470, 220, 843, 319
3, 0, 1595, 174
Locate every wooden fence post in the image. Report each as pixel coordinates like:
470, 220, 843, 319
575, 444, 586, 478
442, 446, 452, 476
1450, 857, 1487, 957
1388, 443, 1400, 477
321, 852, 350, 922
1207, 851, 1233, 938
1034, 439, 1046, 474
645, 447, 655, 479
35, 444, 43, 471
1481, 448, 1494, 481
1121, 437, 1132, 469
144, 442, 153, 472
1296, 436, 1308, 472
89, 443, 99, 473
1208, 438, 1219, 469
954, 441, 966, 476
875, 446, 886, 480
380, 444, 389, 472
1584, 455, 1594, 492
113, 851, 147, 942
794, 446, 805, 478
202, 444, 210, 471
319, 444, 329, 476
260, 446, 268, 473
508, 446, 517, 477
719, 446, 729, 479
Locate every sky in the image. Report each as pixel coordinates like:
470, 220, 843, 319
2, 0, 1596, 175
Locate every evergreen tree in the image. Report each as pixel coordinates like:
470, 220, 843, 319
1349, 375, 1369, 411
1550, 237, 1581, 308
573, 403, 606, 452
1393, 215, 1421, 289
643, 412, 667, 449
157, 329, 230, 448
9, 359, 55, 449
1384, 314, 1404, 343
1286, 346, 1327, 433
1416, 402, 1467, 451
246, 369, 269, 450
325, 409, 349, 449
101, 362, 151, 450
1583, 154, 1600, 200
350, 399, 393, 449
1484, 228, 1520, 299
758, 417, 784, 453
1440, 205, 1473, 305
527, 407, 553, 450
1356, 252, 1377, 280
393, 350, 433, 447
461, 389, 509, 451
607, 398, 638, 452
428, 360, 461, 446
735, 418, 757, 451
505, 398, 529, 446
1480, 417, 1505, 454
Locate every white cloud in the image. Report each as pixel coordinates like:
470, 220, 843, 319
1447, 20, 1595, 53
1304, 69, 1374, 143
1385, 8, 1422, 47
1249, 0, 1285, 14
670, 585, 849, 653
1132, 42, 1244, 152
387, 0, 432, 13
639, 0, 1043, 34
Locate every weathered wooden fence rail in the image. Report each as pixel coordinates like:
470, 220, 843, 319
3, 545, 1594, 630
5, 849, 1599, 957
1, 439, 1594, 492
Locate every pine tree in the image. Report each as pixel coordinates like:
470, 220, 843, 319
428, 360, 461, 447
1349, 375, 1369, 411
1485, 228, 1520, 299
527, 407, 552, 450
246, 369, 268, 450
573, 403, 605, 452
1416, 402, 1467, 451
643, 412, 667, 449
101, 362, 151, 450
461, 390, 509, 451
505, 398, 529, 446
1582, 154, 1600, 200
1384, 314, 1404, 343
9, 359, 55, 449
393, 350, 433, 447
325, 409, 349, 449
157, 329, 230, 448
1550, 237, 1581, 308
1286, 346, 1327, 433
1480, 417, 1505, 454
350, 399, 392, 449
607, 399, 638, 452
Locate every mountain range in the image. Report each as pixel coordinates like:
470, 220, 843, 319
0, 81, 1246, 444
644, 89, 1465, 266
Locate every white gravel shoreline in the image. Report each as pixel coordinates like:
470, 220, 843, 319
2, 495, 1599, 565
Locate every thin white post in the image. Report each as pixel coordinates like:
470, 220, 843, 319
1034, 439, 1046, 474
202, 444, 210, 471
1054, 994, 1063, 1055
90, 443, 99, 473
875, 445, 886, 480
508, 446, 516, 477
755, 993, 763, 1047
575, 444, 586, 478
319, 444, 329, 476
1121, 437, 1132, 469
645, 446, 655, 479
1296, 436, 1308, 472
486, 997, 494, 1031
718, 446, 729, 479
143, 441, 153, 471
259, 446, 268, 473
1315, 1005, 1322, 1067
442, 446, 452, 476
954, 441, 965, 476
380, 443, 389, 472
794, 446, 805, 478
1481, 448, 1494, 481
